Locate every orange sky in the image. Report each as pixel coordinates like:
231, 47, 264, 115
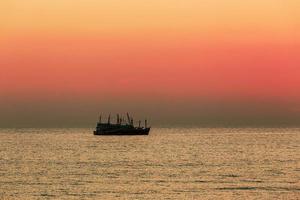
1, 0, 300, 127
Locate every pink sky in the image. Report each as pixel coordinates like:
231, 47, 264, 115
1, 0, 300, 127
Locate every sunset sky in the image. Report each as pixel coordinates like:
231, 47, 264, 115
1, 0, 300, 127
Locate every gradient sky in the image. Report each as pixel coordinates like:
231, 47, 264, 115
1, 0, 300, 127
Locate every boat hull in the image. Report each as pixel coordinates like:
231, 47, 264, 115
93, 127, 150, 135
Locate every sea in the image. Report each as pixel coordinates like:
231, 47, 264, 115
0, 128, 299, 199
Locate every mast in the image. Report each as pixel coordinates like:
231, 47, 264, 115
99, 115, 102, 123
139, 120, 141, 128
117, 114, 120, 124
126, 113, 131, 125
108, 114, 111, 124
145, 119, 147, 128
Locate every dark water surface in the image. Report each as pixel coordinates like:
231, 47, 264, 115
0, 128, 299, 199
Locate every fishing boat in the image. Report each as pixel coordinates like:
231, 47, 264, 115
94, 113, 150, 135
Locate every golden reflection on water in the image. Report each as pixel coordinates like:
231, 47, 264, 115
0, 128, 299, 199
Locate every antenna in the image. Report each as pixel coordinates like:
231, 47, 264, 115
99, 114, 102, 123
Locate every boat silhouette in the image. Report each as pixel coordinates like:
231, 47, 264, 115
94, 113, 150, 135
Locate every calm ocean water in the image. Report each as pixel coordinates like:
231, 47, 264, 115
0, 128, 299, 199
